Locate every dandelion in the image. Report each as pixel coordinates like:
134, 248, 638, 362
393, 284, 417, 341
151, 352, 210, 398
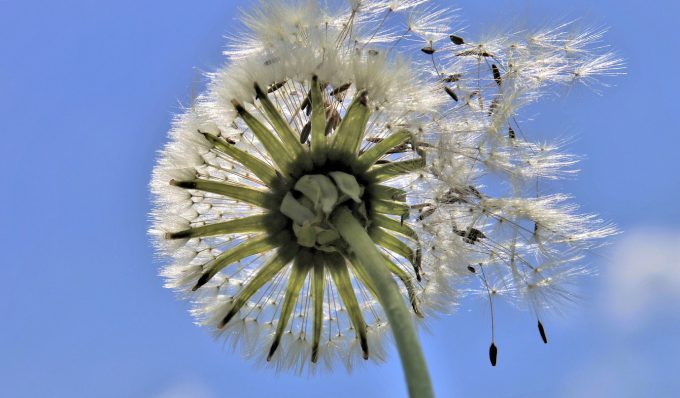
150, 1, 621, 396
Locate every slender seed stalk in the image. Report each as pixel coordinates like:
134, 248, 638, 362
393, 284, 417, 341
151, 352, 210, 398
331, 207, 434, 398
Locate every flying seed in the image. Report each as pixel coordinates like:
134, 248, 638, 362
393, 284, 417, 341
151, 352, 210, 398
325, 109, 341, 136
492, 64, 502, 86
330, 82, 351, 97
421, 46, 435, 55
415, 247, 423, 281
300, 121, 311, 143
300, 90, 311, 115
455, 227, 486, 244
537, 320, 548, 344
468, 185, 482, 198
489, 343, 498, 366
443, 73, 462, 83
456, 49, 492, 57
489, 97, 500, 116
267, 81, 287, 94
437, 189, 465, 204
444, 87, 458, 101
449, 35, 464, 45
467, 265, 476, 273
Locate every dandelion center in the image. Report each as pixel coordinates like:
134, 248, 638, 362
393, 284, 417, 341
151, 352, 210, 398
281, 171, 365, 251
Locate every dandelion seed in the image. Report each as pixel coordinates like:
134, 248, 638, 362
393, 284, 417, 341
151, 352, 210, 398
421, 45, 436, 54
489, 342, 498, 366
492, 64, 502, 86
442, 73, 461, 82
444, 86, 459, 101
537, 320, 548, 344
449, 34, 465, 45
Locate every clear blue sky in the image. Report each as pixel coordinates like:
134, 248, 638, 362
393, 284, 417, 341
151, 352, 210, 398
1, 1, 679, 397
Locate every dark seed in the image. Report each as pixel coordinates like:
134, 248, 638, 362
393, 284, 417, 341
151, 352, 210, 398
300, 121, 311, 144
538, 320, 548, 344
508, 126, 516, 139
300, 93, 311, 114
330, 82, 351, 96
456, 49, 492, 57
468, 185, 482, 198
467, 265, 476, 273
421, 46, 435, 55
455, 227, 486, 244
449, 35, 465, 45
443, 73, 462, 83
325, 110, 341, 136
492, 64, 502, 86
488, 97, 500, 116
489, 343, 498, 366
267, 81, 287, 94
445, 87, 458, 101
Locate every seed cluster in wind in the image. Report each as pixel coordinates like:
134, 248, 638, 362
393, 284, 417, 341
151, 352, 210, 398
150, 0, 622, 373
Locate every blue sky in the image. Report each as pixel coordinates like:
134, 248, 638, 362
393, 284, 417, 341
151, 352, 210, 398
1, 1, 679, 397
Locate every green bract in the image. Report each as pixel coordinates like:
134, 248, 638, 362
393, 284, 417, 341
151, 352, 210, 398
166, 78, 425, 363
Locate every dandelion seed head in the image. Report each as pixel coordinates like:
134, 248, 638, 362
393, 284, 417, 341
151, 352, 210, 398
151, 0, 621, 371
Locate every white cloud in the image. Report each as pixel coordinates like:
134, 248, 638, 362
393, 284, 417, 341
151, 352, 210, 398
153, 379, 217, 398
602, 228, 680, 325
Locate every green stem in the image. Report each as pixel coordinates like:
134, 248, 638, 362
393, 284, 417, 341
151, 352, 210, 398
331, 207, 434, 398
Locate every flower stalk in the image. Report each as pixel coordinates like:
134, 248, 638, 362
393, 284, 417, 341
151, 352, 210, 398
332, 207, 434, 398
